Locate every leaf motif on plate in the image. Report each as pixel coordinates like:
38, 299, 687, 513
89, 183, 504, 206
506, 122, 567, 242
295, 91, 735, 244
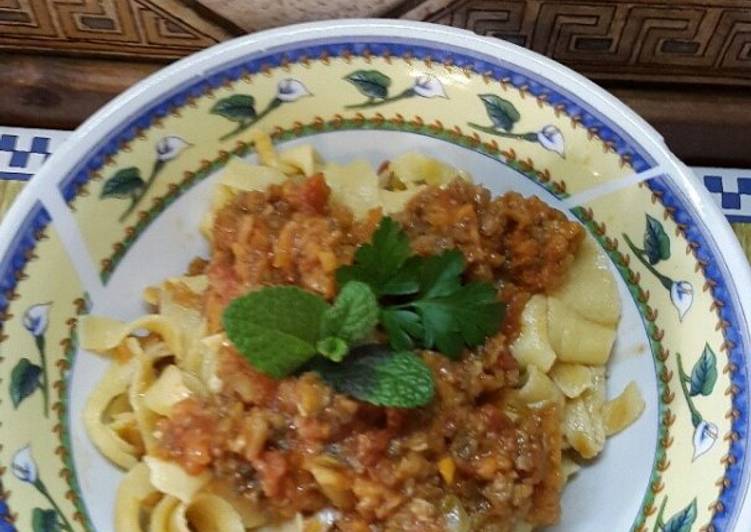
662, 498, 697, 532
478, 94, 520, 132
210, 94, 257, 122
31, 508, 60, 532
100, 168, 145, 200
689, 344, 717, 396
9, 358, 42, 409
344, 70, 392, 100
643, 214, 671, 265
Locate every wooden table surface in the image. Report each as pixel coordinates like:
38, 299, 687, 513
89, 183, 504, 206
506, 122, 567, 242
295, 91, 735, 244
1, 0, 751, 168
1, 0, 751, 259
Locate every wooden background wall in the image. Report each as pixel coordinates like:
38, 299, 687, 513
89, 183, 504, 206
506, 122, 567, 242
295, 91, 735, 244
1, 0, 749, 166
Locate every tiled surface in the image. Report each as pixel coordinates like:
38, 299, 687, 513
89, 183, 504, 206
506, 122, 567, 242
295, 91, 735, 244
0, 127, 70, 181
1, 126, 750, 225
696, 167, 751, 224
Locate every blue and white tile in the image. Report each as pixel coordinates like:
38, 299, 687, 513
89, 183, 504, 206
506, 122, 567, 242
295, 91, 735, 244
0, 127, 70, 181
694, 167, 751, 223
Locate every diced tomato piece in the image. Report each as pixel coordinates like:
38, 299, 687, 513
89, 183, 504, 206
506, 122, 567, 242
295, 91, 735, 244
298, 173, 330, 213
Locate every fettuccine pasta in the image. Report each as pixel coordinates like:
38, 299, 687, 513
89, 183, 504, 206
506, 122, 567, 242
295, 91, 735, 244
83, 131, 643, 531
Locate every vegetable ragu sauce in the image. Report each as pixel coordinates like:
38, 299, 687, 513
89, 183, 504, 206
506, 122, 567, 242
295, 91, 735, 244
156, 175, 584, 531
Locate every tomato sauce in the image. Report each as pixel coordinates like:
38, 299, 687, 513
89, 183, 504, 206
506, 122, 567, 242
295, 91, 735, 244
157, 176, 583, 531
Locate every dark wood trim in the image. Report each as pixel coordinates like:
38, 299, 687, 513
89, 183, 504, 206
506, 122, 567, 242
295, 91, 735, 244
1, 54, 749, 167
609, 84, 751, 167
0, 54, 162, 131
180, 0, 247, 35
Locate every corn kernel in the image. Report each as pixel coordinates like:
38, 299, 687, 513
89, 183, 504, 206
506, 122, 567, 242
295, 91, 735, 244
438, 456, 455, 485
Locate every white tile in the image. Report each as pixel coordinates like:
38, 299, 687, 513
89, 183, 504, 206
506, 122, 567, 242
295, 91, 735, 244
707, 191, 723, 208
23, 152, 49, 173
47, 132, 71, 152
0, 150, 13, 173
721, 175, 739, 194
10, 135, 33, 153
741, 193, 751, 213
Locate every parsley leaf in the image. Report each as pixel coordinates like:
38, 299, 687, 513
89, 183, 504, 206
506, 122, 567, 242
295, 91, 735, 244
383, 250, 504, 358
336, 217, 416, 296
414, 282, 504, 358
223, 286, 329, 378
381, 255, 421, 296
336, 220, 505, 358
320, 281, 378, 343
381, 308, 423, 351
309, 344, 434, 407
415, 250, 464, 297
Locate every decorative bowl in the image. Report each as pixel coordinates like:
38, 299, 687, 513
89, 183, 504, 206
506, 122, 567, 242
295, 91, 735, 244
0, 20, 749, 532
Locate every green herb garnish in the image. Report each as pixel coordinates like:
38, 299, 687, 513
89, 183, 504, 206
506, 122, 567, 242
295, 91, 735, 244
336, 217, 418, 296
315, 336, 349, 362
338, 219, 505, 358
222, 286, 327, 378
309, 344, 434, 408
223, 283, 378, 378
320, 281, 379, 343
384, 272, 503, 357
222, 216, 504, 408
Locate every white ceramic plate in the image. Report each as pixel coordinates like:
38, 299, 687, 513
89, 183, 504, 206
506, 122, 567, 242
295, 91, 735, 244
0, 20, 749, 532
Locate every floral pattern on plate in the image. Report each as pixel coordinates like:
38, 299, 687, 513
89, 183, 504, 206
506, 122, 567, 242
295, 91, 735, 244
572, 177, 736, 532
0, 27, 745, 531
0, 204, 88, 531
65, 48, 641, 286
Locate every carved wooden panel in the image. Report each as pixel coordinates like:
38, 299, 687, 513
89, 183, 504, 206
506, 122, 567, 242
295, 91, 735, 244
0, 0, 232, 60
413, 0, 751, 85
2, 0, 751, 84
195, 0, 406, 32
1, 0, 751, 166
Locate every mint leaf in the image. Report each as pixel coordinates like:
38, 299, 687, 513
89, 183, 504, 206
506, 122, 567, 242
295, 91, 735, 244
226, 323, 317, 379
321, 281, 379, 342
224, 286, 329, 345
310, 344, 434, 407
381, 308, 423, 351
413, 282, 504, 358
316, 337, 348, 362
336, 217, 413, 295
223, 286, 329, 377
